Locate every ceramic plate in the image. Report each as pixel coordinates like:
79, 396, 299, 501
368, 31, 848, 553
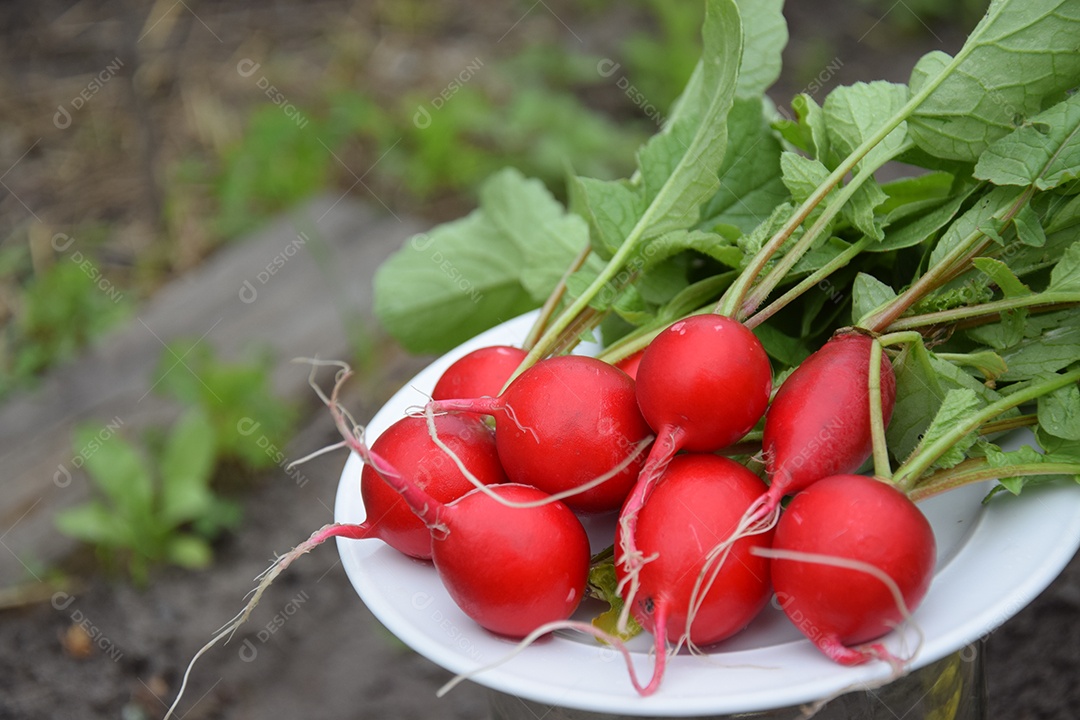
335, 312, 1080, 716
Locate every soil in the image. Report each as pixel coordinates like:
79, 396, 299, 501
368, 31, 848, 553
1, 1, 1078, 719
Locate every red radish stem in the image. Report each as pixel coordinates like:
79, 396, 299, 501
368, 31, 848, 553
759, 474, 934, 667
614, 454, 775, 694
428, 355, 653, 513
617, 314, 772, 628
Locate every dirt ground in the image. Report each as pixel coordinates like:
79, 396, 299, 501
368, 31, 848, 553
1, 1, 1078, 719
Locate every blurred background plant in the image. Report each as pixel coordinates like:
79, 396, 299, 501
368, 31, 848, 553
54, 343, 295, 583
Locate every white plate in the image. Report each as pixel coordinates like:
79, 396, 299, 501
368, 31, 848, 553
335, 312, 1080, 716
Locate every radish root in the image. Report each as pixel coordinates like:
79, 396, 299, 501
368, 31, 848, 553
614, 425, 683, 634
679, 494, 780, 655
436, 619, 663, 698
422, 404, 654, 509
162, 523, 371, 720
750, 546, 925, 666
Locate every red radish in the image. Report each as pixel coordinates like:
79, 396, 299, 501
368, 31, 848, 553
428, 355, 653, 513
618, 314, 771, 617
764, 474, 936, 665
762, 331, 897, 504
635, 315, 772, 454
677, 331, 899, 611
614, 349, 644, 380
163, 364, 589, 719
432, 483, 590, 637
432, 345, 527, 400
355, 413, 506, 559
614, 454, 774, 694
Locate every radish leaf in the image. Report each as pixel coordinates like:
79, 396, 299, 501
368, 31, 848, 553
908, 0, 1080, 163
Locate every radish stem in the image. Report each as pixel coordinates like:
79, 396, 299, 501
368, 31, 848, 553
869, 339, 892, 481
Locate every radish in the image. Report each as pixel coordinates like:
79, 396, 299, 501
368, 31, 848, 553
432, 345, 526, 400
356, 413, 507, 559
761, 473, 936, 666
163, 363, 589, 719
430, 482, 590, 637
617, 314, 772, 619
672, 330, 898, 615
614, 349, 644, 380
762, 331, 896, 504
428, 355, 653, 513
635, 315, 772, 455
614, 454, 774, 694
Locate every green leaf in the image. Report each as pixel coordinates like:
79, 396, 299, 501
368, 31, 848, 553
981, 440, 1080, 499
872, 184, 978, 253
851, 272, 896, 325
73, 426, 153, 524
569, 176, 642, 259
843, 179, 888, 241
698, 97, 788, 234
587, 561, 642, 642
780, 151, 830, 204
753, 323, 812, 367
908, 0, 1080, 163
480, 168, 590, 300
373, 210, 537, 354
973, 93, 1080, 190
917, 388, 984, 469
55, 502, 131, 548
160, 408, 217, 526
823, 81, 911, 171
1046, 241, 1080, 293
878, 171, 955, 213
967, 308, 1027, 350
1038, 382, 1080, 440
970, 257, 1031, 298
732, 0, 787, 99
1012, 203, 1047, 247
888, 342, 948, 461
928, 186, 1023, 269
166, 534, 213, 569
1000, 310, 1080, 380
634, 0, 744, 238
888, 342, 1008, 462
774, 93, 830, 161
642, 229, 743, 272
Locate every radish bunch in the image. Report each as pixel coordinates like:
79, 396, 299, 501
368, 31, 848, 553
165, 325, 931, 719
